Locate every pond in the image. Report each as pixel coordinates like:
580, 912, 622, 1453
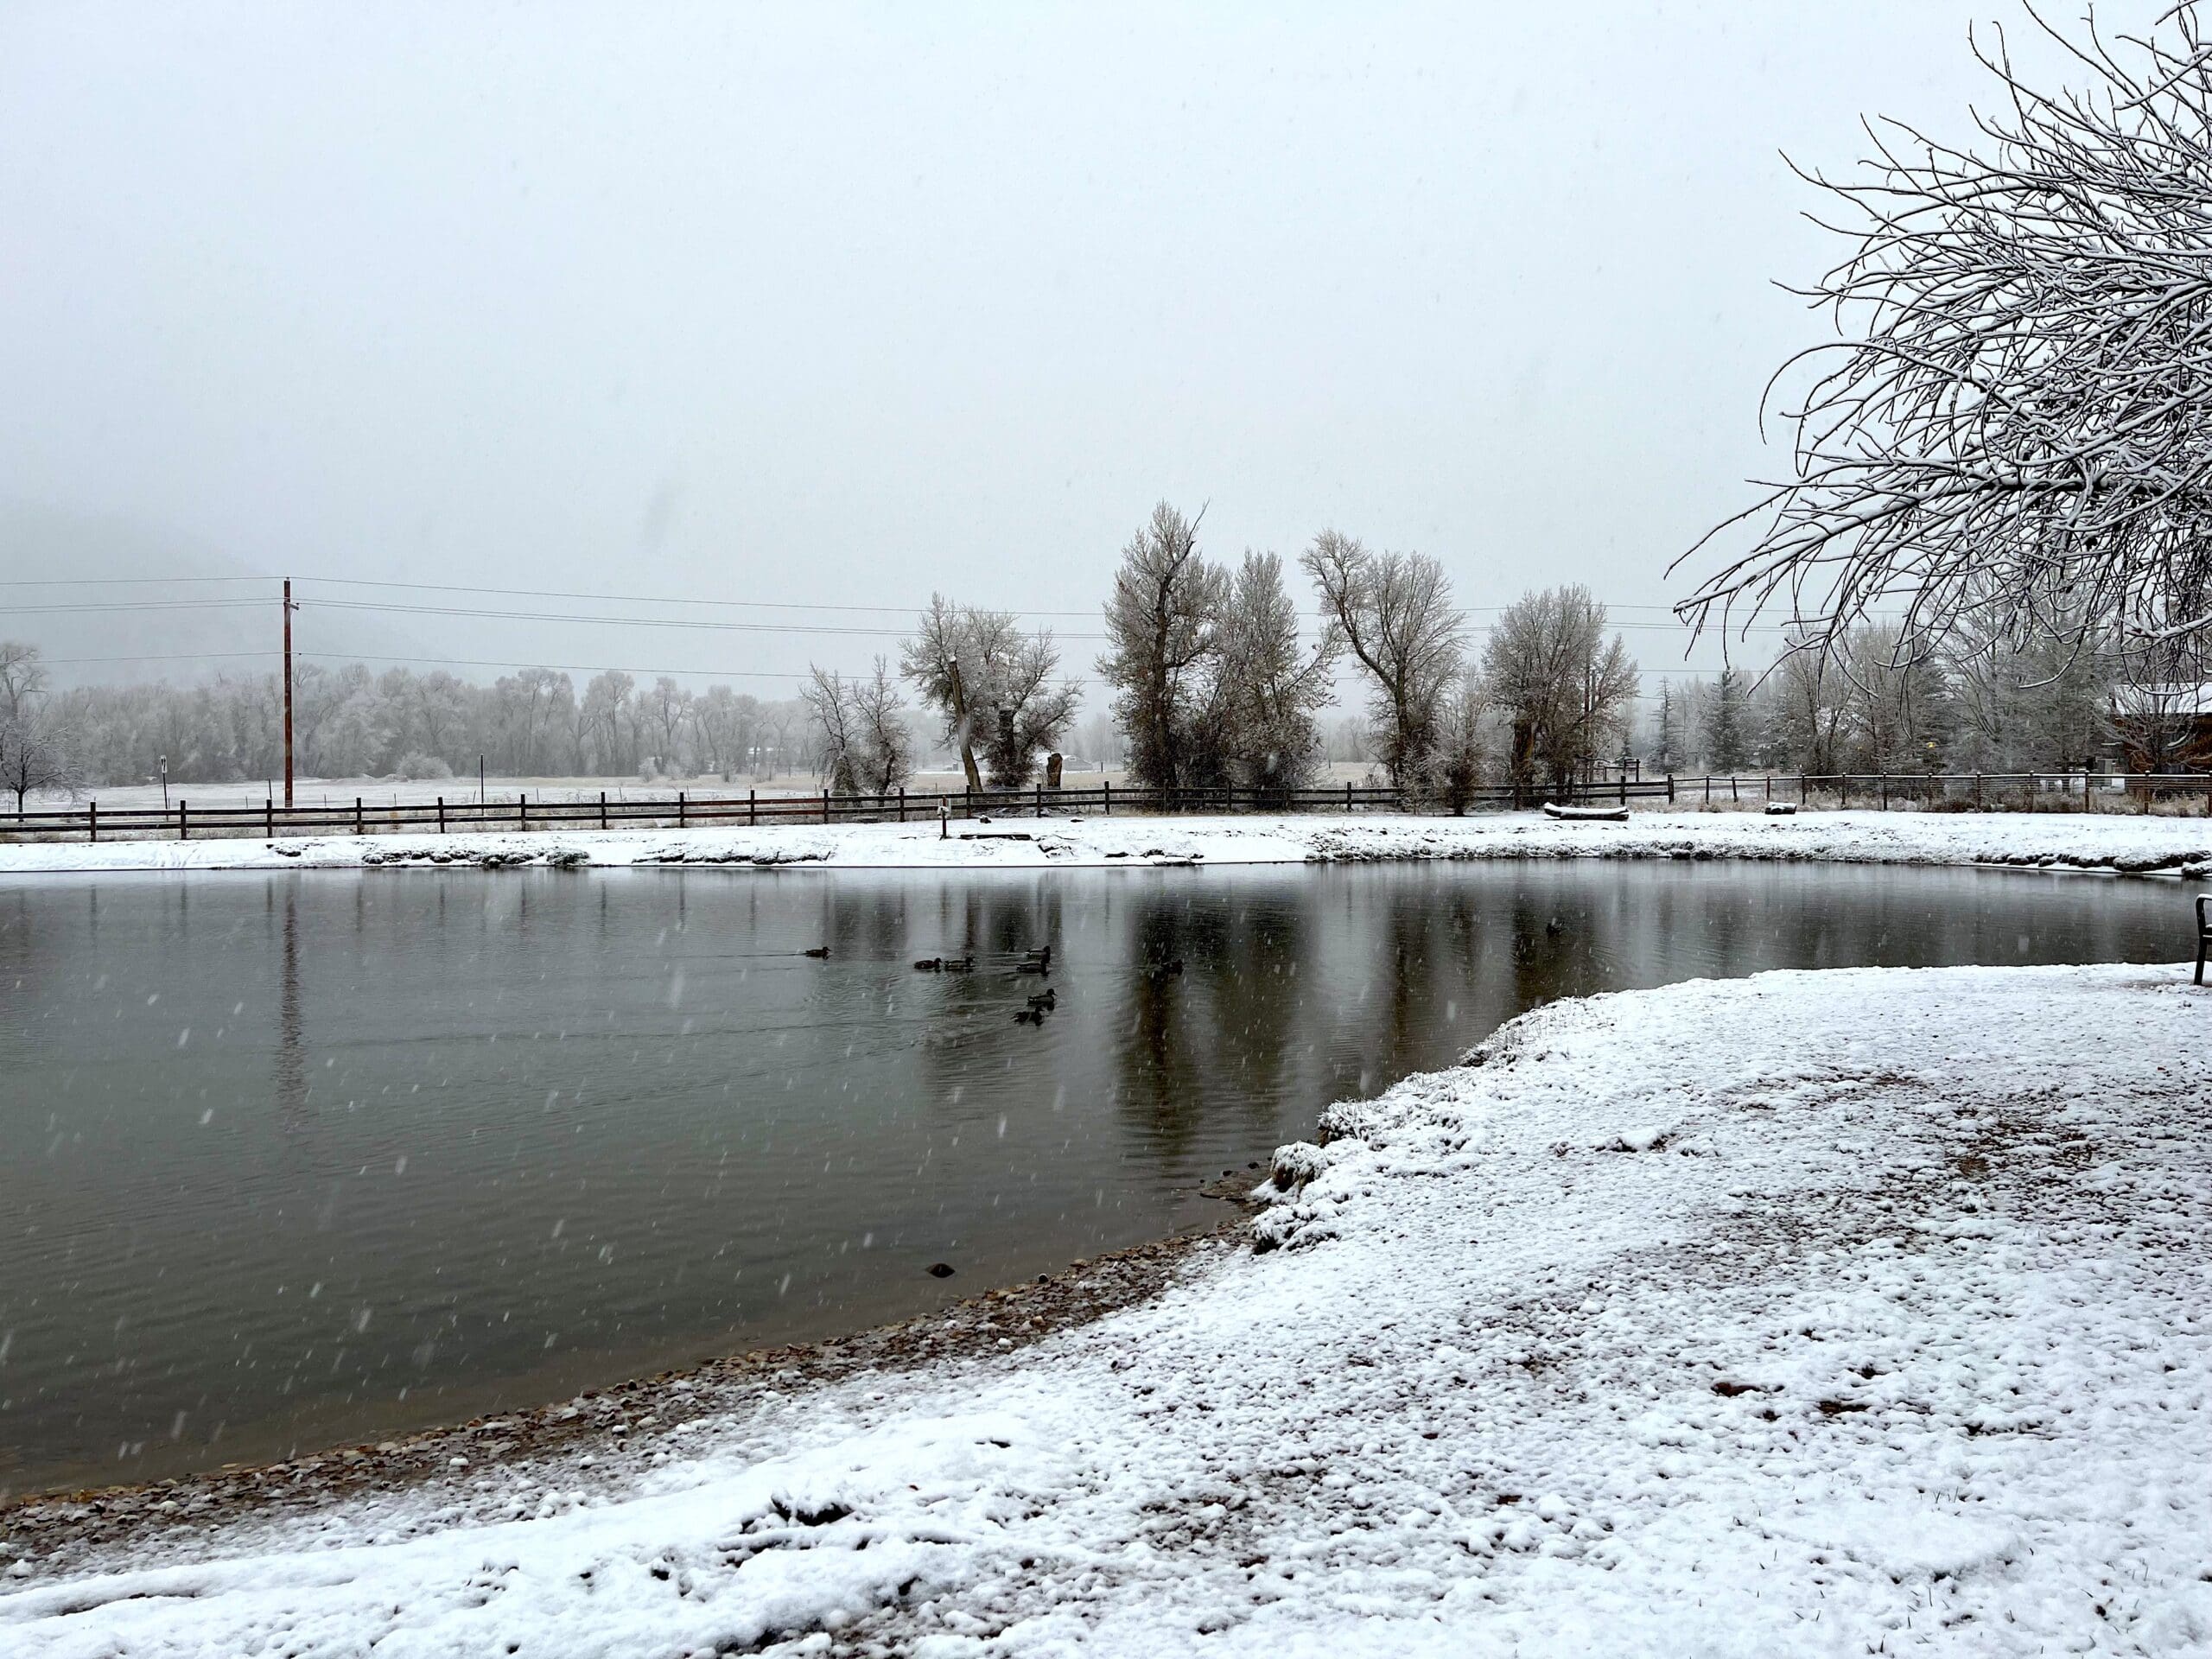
0, 860, 2190, 1494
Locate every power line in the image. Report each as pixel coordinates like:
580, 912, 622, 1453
0, 575, 271, 587
0, 598, 272, 613
4, 570, 1788, 628
35, 645, 1727, 692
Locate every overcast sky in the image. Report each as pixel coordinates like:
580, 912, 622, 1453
0, 2, 2120, 694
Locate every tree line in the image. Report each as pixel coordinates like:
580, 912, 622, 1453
0, 512, 2185, 808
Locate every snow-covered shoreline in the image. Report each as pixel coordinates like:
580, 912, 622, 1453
2, 806, 2210, 880
6, 961, 2208, 1656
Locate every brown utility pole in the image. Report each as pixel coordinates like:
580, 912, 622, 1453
282, 578, 296, 807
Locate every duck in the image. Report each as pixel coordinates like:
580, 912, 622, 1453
1027, 988, 1057, 1013
1013, 1007, 1047, 1026
803, 946, 830, 959
941, 955, 976, 973
912, 957, 944, 971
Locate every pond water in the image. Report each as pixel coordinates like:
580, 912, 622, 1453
0, 861, 2190, 1493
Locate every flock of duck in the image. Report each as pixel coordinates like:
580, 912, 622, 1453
912, 944, 1062, 1022
800, 942, 1185, 1027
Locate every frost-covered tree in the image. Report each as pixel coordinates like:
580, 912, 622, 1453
1704, 667, 1751, 772
1648, 680, 1685, 774
1680, 4, 2212, 676
1482, 586, 1637, 795
1764, 649, 1851, 774
1217, 551, 1340, 793
0, 711, 83, 810
902, 596, 1078, 789
1303, 532, 1462, 788
0, 641, 49, 722
1097, 502, 1229, 792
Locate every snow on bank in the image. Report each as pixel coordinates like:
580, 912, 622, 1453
6, 963, 2208, 1656
2, 806, 2210, 879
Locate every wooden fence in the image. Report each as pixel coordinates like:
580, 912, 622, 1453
1678, 771, 2212, 811
2, 770, 2204, 845
2, 776, 1672, 845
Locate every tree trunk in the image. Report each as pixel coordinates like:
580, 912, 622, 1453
948, 661, 983, 792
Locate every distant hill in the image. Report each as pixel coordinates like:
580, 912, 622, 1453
0, 501, 429, 686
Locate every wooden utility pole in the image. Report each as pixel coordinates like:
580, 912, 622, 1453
282, 578, 296, 807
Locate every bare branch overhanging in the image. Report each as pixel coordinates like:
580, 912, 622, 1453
1675, 2, 2212, 670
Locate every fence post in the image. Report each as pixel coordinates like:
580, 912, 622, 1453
1880, 773, 1889, 810
822, 787, 830, 824
1035, 780, 1044, 819
1666, 773, 1675, 804
1703, 775, 1711, 804
749, 788, 756, 828
518, 793, 527, 830
1730, 775, 1739, 804
438, 796, 446, 835
1103, 779, 1112, 816
1974, 772, 1982, 810
355, 797, 365, 836
1618, 770, 1626, 807
266, 796, 275, 839
600, 791, 608, 830
179, 800, 188, 841
678, 791, 687, 829
1345, 779, 1353, 814
899, 786, 906, 823
966, 785, 974, 821
2084, 768, 2092, 812
88, 800, 98, 843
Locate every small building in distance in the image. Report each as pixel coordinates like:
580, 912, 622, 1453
2109, 682, 2212, 772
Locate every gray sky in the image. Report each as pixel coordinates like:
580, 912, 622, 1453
0, 1, 2111, 696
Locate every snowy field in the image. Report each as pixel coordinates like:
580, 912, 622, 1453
2, 805, 2209, 880
3, 961, 2206, 1655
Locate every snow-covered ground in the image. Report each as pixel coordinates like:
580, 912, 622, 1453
5, 961, 2208, 1656
3, 805, 2211, 879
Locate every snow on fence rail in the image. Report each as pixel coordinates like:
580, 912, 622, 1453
0, 778, 1676, 844
2, 772, 2204, 843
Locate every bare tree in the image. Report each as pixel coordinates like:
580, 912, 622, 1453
902, 596, 1077, 788
1838, 624, 1952, 772
801, 667, 865, 796
1097, 502, 1228, 791
853, 657, 914, 792
0, 713, 84, 811
1436, 669, 1491, 813
804, 658, 917, 796
0, 641, 48, 722
1679, 5, 2212, 672
1301, 532, 1462, 788
1218, 550, 1341, 793
643, 676, 694, 775
1764, 647, 1852, 775
1482, 586, 1637, 796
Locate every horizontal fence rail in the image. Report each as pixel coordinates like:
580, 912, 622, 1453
1, 771, 2205, 845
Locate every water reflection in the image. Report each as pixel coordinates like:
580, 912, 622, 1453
0, 860, 2189, 1493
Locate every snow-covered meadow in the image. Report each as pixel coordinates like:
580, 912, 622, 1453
2, 805, 2210, 880
4, 953, 2208, 1656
